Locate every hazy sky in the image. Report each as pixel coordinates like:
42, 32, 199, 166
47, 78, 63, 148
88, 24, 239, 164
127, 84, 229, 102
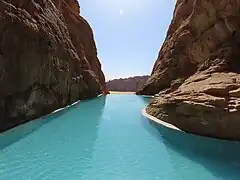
79, 0, 176, 81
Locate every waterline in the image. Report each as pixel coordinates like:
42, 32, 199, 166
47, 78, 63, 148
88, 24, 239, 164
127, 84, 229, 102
1, 95, 240, 180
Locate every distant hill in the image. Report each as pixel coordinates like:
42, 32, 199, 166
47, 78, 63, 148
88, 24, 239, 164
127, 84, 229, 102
106, 76, 150, 92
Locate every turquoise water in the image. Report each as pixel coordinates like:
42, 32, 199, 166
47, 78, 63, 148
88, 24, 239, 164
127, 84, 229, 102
1, 95, 240, 180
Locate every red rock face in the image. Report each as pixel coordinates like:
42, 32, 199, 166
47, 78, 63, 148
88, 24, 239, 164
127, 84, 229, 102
138, 0, 240, 140
53, 0, 109, 94
138, 0, 240, 95
0, 0, 107, 132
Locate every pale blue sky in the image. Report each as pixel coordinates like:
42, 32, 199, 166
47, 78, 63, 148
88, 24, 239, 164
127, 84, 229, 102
79, 0, 176, 81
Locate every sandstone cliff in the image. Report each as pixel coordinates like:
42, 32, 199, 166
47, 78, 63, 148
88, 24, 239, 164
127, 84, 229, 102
107, 76, 150, 92
138, 0, 240, 140
0, 0, 107, 132
55, 0, 109, 94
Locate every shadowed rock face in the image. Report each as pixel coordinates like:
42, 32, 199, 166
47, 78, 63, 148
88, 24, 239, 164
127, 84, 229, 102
138, 0, 240, 140
0, 0, 107, 132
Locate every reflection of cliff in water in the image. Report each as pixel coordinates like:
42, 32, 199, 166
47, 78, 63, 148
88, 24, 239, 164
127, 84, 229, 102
0, 107, 67, 150
0, 96, 106, 178
138, 96, 152, 105
0, 96, 106, 151
57, 95, 107, 174
149, 120, 240, 180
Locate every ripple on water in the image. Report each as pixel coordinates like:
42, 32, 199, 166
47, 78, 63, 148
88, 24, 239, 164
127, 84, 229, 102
1, 95, 240, 180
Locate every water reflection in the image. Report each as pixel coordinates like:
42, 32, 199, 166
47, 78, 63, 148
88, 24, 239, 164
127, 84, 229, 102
149, 120, 240, 180
0, 96, 106, 151
0, 96, 107, 179
0, 108, 69, 150
138, 96, 152, 104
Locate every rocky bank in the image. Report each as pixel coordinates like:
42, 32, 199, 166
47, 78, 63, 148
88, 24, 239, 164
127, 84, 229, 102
138, 0, 240, 140
0, 0, 108, 132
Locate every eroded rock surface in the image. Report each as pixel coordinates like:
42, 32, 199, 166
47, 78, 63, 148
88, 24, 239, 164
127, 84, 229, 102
0, 0, 107, 132
55, 0, 109, 94
138, 0, 240, 139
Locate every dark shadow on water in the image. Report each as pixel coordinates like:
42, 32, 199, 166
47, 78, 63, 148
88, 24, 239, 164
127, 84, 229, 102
138, 96, 153, 105
0, 96, 106, 151
147, 120, 240, 180
0, 109, 68, 150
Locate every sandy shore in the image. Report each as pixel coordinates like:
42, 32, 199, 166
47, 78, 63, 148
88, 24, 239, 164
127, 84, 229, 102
109, 91, 136, 94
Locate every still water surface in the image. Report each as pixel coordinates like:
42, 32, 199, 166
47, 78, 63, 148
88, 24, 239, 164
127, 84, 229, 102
1, 95, 240, 180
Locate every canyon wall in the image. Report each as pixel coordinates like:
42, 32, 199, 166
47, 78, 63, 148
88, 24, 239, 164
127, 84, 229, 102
0, 0, 107, 132
138, 0, 240, 140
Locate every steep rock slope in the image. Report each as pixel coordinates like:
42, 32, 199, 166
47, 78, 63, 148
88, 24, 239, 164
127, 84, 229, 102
55, 0, 109, 94
138, 0, 240, 140
0, 0, 107, 132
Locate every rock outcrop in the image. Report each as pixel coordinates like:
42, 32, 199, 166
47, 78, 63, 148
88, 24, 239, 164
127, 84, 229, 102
138, 0, 240, 140
107, 76, 150, 92
0, 0, 107, 132
55, 0, 109, 94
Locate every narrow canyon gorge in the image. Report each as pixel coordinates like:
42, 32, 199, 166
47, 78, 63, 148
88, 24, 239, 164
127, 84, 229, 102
0, 0, 108, 132
138, 0, 240, 140
1, 0, 240, 141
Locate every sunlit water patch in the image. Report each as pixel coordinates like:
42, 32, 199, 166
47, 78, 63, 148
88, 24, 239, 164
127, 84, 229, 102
1, 95, 240, 180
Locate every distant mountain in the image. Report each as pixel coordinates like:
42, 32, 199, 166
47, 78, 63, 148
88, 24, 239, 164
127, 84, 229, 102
106, 76, 150, 92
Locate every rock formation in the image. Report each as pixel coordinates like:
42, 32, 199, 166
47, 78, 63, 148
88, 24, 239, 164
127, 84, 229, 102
107, 76, 150, 92
0, 0, 107, 132
55, 0, 109, 94
138, 0, 240, 140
